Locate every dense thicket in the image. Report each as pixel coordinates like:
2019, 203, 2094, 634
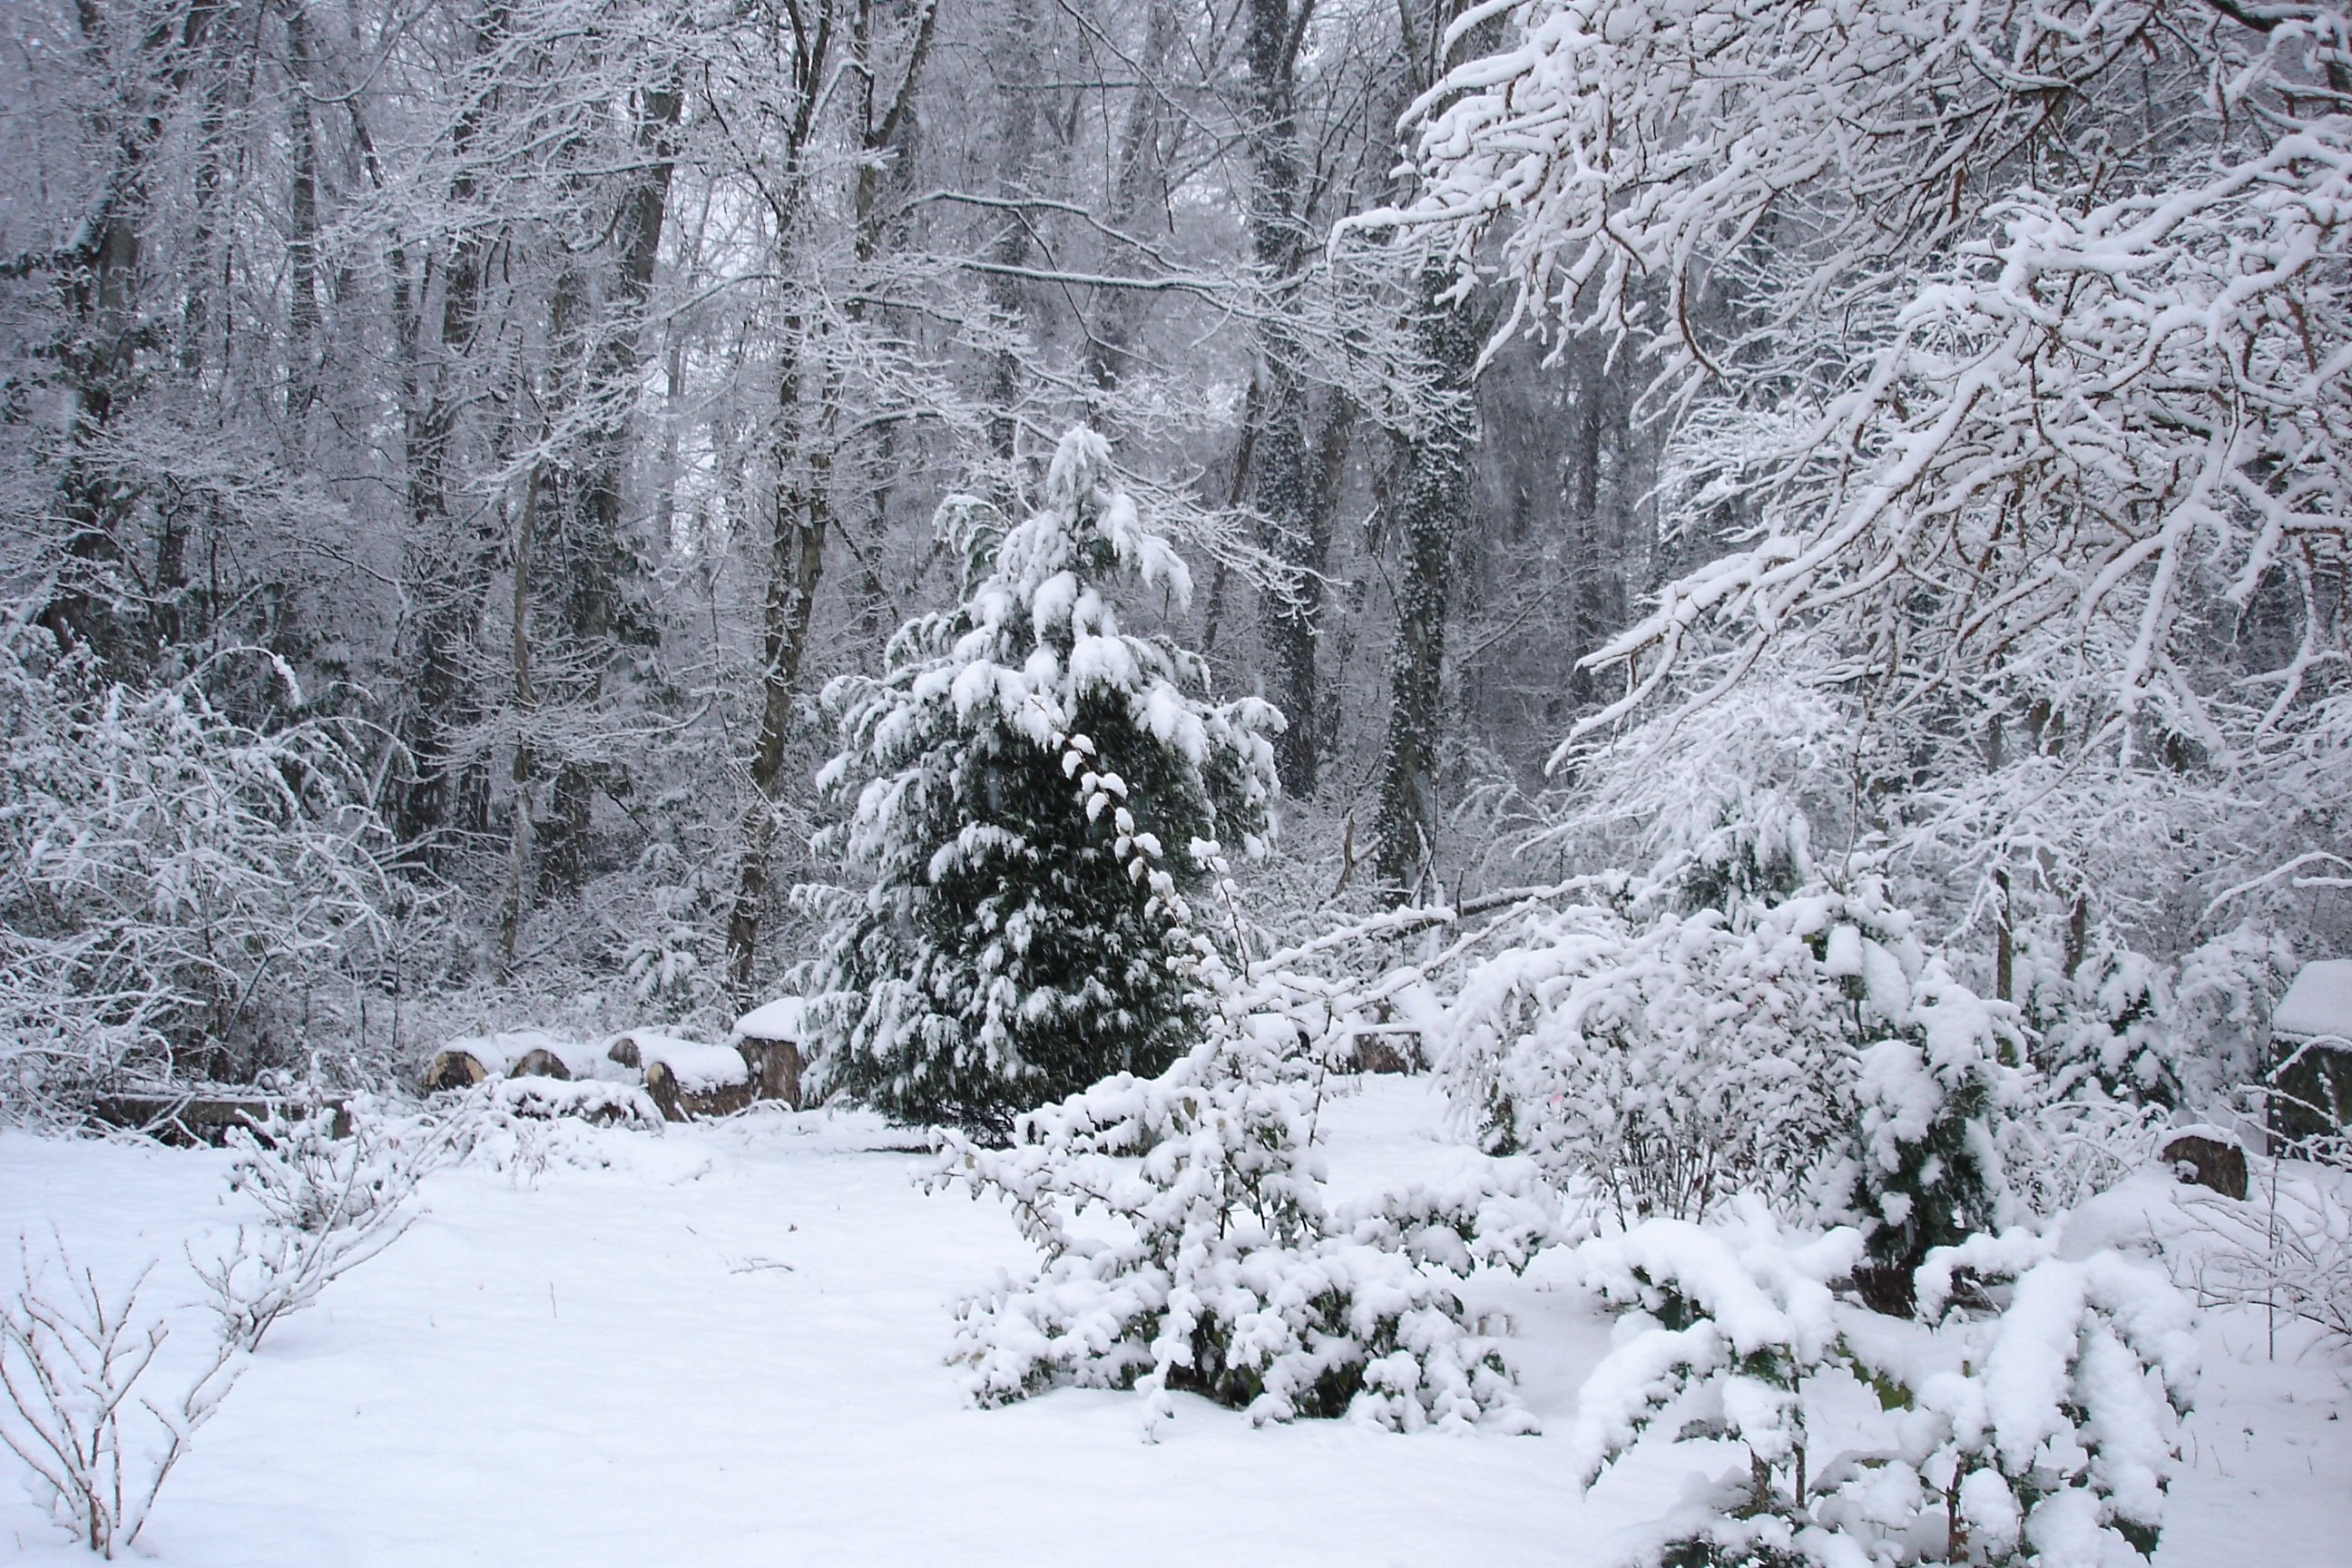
0, 0, 2341, 1117
1, 0, 1636, 1094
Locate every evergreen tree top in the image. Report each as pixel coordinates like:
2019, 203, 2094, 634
837, 426, 1279, 785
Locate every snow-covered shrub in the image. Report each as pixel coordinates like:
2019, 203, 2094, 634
224, 1101, 431, 1235
193, 1104, 432, 1351
1899, 1233, 2200, 1568
2179, 1151, 2352, 1350
0, 622, 389, 1107
1832, 970, 2022, 1318
808, 428, 1278, 1140
1446, 871, 2017, 1258
935, 1014, 1551, 1436
0, 1241, 239, 1558
2018, 926, 2291, 1113
1566, 1216, 2196, 1568
2023, 945, 2179, 1108
1995, 1097, 2171, 1220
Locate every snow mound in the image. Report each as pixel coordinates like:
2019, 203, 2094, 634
2276, 959, 2352, 1042
731, 997, 806, 1042
617, 1034, 749, 1092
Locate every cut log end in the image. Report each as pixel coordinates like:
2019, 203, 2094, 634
644, 1060, 756, 1122
424, 1050, 490, 1093
735, 1036, 807, 1108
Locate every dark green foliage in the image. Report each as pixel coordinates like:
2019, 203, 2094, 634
807, 430, 1278, 1141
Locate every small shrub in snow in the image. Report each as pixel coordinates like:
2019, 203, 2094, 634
808, 428, 1277, 1140
1995, 1097, 2170, 1220
193, 1105, 430, 1351
2179, 1152, 2352, 1349
935, 1017, 1552, 1436
0, 1241, 238, 1558
224, 1101, 430, 1235
1565, 1215, 2196, 1568
1832, 970, 2021, 1318
2018, 926, 2290, 1112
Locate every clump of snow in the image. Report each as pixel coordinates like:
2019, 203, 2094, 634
730, 998, 806, 1043
2275, 959, 2352, 1043
489, 1077, 663, 1132
614, 1034, 747, 1093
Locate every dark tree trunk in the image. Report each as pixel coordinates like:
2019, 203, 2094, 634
1374, 270, 1478, 899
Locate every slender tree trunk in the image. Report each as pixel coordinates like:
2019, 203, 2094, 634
392, 2, 509, 850
1374, 268, 1477, 899
548, 72, 685, 885
285, 1, 322, 416
1242, 0, 1328, 797
44, 0, 224, 668
1084, 0, 1178, 413
498, 464, 543, 974
982, 0, 1041, 479
723, 0, 936, 1001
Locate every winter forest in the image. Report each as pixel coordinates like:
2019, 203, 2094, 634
2, 0, 2349, 1563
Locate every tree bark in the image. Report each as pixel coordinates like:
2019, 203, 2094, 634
1374, 268, 1477, 899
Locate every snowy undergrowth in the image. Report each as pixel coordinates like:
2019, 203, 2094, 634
1444, 878, 2020, 1257
1566, 1211, 2198, 1568
935, 1014, 1560, 1437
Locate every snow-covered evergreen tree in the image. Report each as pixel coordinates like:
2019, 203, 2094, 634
806, 428, 1279, 1139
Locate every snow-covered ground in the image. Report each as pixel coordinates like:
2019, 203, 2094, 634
2, 1080, 2345, 1566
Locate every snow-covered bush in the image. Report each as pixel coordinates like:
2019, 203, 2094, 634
808, 428, 1279, 1140
1899, 1234, 2200, 1568
2180, 1146, 2352, 1350
1445, 870, 2019, 1266
0, 622, 389, 1108
193, 1104, 432, 1351
0, 1241, 239, 1558
2018, 926, 2291, 1113
1446, 894, 1850, 1221
1832, 969, 2021, 1318
1566, 1215, 2196, 1568
935, 1014, 1552, 1436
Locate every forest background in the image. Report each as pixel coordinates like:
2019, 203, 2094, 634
2, 0, 2345, 1106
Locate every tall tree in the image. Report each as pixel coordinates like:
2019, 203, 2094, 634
808, 427, 1277, 1138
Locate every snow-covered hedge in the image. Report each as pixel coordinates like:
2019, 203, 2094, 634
935, 1016, 1553, 1436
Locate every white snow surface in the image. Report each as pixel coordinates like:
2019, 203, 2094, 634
615, 1033, 749, 1090
730, 996, 807, 1043
1, 1080, 2344, 1566
441, 1030, 605, 1080
2276, 959, 2352, 1042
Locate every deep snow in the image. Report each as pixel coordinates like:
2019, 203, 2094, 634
2, 1080, 2345, 1566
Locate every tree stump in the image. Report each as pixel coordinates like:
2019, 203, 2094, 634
730, 999, 808, 1106
1353, 1031, 1423, 1074
2159, 1131, 2249, 1200
735, 1037, 807, 1107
